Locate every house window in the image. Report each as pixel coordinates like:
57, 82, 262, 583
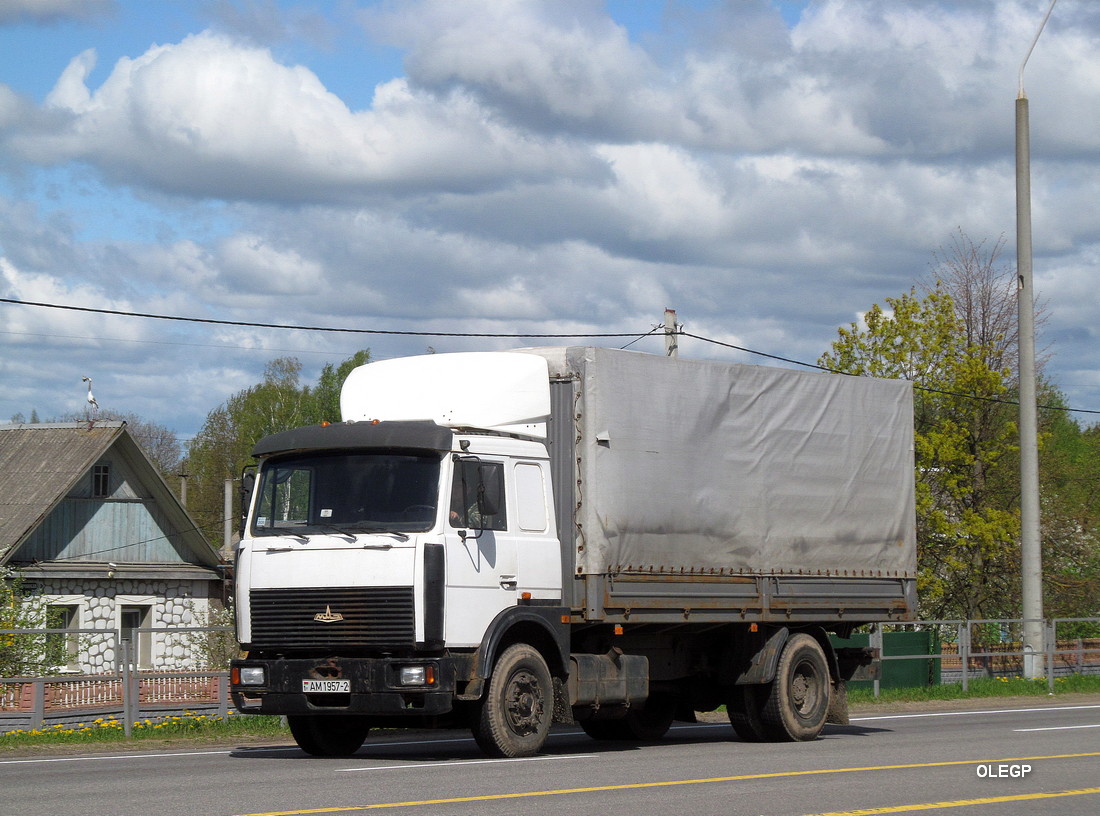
119, 605, 153, 669
45, 605, 81, 672
92, 464, 111, 497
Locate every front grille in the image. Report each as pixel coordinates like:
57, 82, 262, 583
249, 587, 415, 649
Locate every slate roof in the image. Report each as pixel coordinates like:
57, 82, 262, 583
0, 422, 219, 568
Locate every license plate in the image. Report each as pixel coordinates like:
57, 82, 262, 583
302, 679, 350, 693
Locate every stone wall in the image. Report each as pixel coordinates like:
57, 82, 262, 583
37, 578, 218, 674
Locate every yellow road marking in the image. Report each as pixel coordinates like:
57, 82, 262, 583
231, 751, 1100, 816
804, 786, 1100, 815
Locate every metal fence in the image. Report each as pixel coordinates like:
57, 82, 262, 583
0, 626, 236, 735
864, 617, 1100, 696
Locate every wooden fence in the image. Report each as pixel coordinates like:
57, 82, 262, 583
0, 671, 230, 734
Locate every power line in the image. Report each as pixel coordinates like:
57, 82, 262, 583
4, 296, 1097, 416
683, 331, 1100, 416
0, 297, 644, 339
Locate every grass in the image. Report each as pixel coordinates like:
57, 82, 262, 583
3, 675, 1099, 750
0, 712, 288, 750
847, 673, 1100, 705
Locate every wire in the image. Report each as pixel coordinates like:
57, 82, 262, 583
0, 298, 645, 339
5, 296, 1097, 416
679, 331, 831, 371
46, 518, 231, 563
619, 325, 662, 350
683, 331, 1100, 416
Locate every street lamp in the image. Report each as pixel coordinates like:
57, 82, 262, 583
1016, 0, 1056, 680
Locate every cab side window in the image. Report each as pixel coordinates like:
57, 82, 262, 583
514, 463, 548, 533
450, 459, 508, 531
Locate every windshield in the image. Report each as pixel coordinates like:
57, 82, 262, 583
251, 451, 442, 536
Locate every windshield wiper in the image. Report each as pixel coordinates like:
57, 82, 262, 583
259, 533, 308, 548
358, 529, 409, 541
316, 524, 357, 542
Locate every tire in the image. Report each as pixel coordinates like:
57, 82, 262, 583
760, 633, 831, 741
288, 715, 370, 757
580, 694, 676, 742
726, 684, 769, 742
472, 643, 553, 757
622, 693, 677, 740
580, 717, 631, 741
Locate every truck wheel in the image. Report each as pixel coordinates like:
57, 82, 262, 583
287, 715, 370, 757
622, 693, 677, 740
580, 718, 630, 740
726, 684, 769, 742
472, 643, 553, 757
761, 633, 831, 741
581, 694, 676, 742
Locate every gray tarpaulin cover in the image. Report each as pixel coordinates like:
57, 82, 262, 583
523, 347, 917, 579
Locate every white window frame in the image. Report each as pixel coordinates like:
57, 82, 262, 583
42, 595, 84, 673
116, 595, 157, 669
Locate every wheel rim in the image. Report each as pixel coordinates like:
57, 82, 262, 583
504, 669, 545, 736
791, 659, 820, 717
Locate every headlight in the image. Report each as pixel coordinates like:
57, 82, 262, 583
398, 665, 435, 686
237, 666, 266, 685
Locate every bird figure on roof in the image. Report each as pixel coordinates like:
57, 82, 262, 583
82, 376, 99, 426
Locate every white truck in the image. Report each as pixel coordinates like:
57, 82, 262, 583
230, 347, 916, 757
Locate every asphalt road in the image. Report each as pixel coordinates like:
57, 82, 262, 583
3, 699, 1099, 816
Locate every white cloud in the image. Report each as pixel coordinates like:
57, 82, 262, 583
3, 0, 1100, 433
12, 32, 603, 202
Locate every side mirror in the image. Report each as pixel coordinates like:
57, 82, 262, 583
239, 466, 257, 537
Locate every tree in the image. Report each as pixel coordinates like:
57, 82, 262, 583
184, 351, 371, 544
819, 285, 1020, 620
75, 411, 183, 477
926, 230, 1099, 623
314, 350, 372, 421
1035, 395, 1100, 626
0, 569, 71, 676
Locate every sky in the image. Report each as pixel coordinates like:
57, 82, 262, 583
1, 0, 1098, 446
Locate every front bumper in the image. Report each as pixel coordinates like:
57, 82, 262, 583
231, 655, 465, 716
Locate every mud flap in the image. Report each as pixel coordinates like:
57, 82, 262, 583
826, 679, 849, 725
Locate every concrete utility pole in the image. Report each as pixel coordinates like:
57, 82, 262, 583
664, 308, 679, 357
1016, 0, 1056, 679
224, 478, 234, 554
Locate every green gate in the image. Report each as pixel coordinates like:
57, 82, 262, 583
830, 630, 942, 690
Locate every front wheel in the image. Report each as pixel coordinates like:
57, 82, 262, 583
472, 643, 553, 757
761, 633, 831, 741
287, 715, 370, 757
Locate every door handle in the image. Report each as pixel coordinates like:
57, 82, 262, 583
500, 575, 517, 590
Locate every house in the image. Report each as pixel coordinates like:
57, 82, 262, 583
0, 422, 224, 673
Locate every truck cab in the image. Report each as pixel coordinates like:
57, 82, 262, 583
232, 354, 571, 756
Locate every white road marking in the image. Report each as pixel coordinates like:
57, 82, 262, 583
336, 753, 597, 772
850, 704, 1100, 722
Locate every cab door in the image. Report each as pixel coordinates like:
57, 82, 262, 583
443, 457, 518, 646
511, 460, 561, 599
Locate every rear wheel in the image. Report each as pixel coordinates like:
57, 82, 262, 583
472, 644, 553, 757
761, 633, 831, 741
287, 715, 370, 757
